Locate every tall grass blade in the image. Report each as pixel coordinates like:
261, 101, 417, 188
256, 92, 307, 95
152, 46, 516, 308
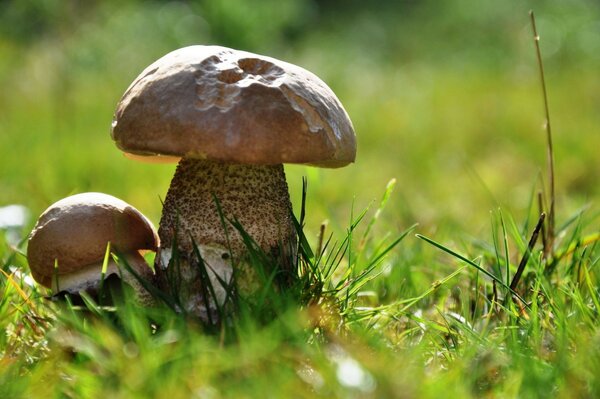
116, 253, 178, 311
416, 233, 528, 307
509, 212, 545, 291
358, 178, 396, 252
213, 193, 235, 265
530, 9, 556, 258
97, 241, 111, 304
538, 191, 548, 252
498, 209, 511, 287
191, 239, 215, 325
0, 269, 33, 307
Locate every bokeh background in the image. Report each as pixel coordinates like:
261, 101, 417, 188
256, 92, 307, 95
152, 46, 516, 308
1, 0, 598, 243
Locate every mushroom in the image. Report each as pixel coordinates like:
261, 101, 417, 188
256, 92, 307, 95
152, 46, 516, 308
27, 192, 158, 305
111, 45, 356, 319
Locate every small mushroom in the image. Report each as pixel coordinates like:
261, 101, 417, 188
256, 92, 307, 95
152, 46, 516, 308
27, 192, 158, 305
111, 45, 356, 319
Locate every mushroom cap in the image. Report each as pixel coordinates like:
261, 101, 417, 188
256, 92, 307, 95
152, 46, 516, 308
111, 45, 356, 168
27, 192, 158, 288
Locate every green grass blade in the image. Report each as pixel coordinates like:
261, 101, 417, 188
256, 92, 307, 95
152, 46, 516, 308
416, 233, 529, 307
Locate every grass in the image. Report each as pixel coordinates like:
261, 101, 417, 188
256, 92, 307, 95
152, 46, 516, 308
1, 1, 599, 397
1, 174, 599, 397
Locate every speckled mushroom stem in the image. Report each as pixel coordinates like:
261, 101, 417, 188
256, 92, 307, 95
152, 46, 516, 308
155, 158, 296, 319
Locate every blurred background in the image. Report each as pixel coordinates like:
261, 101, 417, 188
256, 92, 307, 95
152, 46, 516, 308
0, 0, 598, 244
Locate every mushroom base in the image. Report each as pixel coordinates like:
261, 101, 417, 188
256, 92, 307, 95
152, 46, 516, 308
155, 158, 296, 321
50, 252, 155, 306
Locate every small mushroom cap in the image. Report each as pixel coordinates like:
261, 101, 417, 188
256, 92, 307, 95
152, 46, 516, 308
27, 192, 158, 288
111, 45, 356, 168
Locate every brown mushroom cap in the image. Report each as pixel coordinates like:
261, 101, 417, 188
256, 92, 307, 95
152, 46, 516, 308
111, 45, 356, 168
27, 192, 158, 288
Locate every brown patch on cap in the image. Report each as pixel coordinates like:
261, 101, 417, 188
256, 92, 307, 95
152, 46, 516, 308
111, 45, 356, 167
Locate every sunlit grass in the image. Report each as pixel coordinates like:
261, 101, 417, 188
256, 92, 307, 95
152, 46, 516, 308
1, 172, 599, 397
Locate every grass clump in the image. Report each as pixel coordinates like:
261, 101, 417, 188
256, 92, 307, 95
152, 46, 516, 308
2, 173, 597, 397
1, 181, 422, 398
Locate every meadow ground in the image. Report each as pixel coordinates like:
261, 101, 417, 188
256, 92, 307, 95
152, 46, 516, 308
1, 1, 599, 397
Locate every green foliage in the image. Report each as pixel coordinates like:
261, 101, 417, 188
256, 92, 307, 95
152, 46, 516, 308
2, 177, 599, 397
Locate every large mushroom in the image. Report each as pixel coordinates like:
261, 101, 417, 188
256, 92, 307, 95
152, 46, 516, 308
111, 45, 356, 319
27, 192, 158, 305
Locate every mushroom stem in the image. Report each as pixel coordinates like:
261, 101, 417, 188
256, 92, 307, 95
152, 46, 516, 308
53, 252, 155, 306
155, 158, 296, 318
